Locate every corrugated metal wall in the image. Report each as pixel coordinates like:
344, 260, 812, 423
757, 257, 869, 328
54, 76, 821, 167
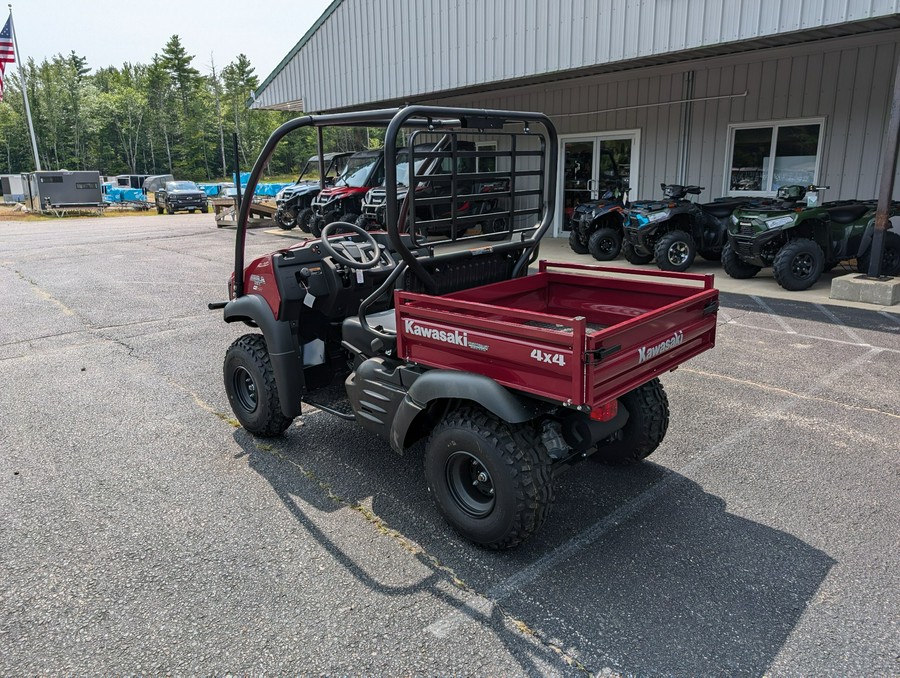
433, 31, 900, 202
254, 0, 900, 112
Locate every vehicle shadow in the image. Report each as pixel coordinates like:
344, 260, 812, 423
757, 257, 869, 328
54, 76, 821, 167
234, 421, 834, 676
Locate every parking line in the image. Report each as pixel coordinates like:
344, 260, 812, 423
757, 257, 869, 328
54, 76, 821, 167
425, 347, 883, 639
750, 296, 797, 334
814, 303, 869, 345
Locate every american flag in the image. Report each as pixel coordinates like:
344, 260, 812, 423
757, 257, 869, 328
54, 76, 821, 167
0, 16, 15, 102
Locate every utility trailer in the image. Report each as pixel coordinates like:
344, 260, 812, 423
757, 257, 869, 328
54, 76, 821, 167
23, 171, 103, 214
213, 106, 719, 549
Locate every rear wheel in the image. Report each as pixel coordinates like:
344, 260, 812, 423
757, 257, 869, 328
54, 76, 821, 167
721, 240, 760, 279
591, 378, 669, 465
655, 230, 696, 271
424, 406, 554, 549
297, 207, 314, 233
621, 241, 653, 265
857, 232, 900, 276
223, 334, 294, 437
773, 238, 825, 291
588, 227, 622, 261
568, 229, 589, 254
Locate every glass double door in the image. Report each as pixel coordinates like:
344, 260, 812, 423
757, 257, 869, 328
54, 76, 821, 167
560, 133, 637, 234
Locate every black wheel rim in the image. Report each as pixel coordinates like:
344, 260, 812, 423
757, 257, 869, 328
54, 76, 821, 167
232, 366, 258, 413
597, 237, 616, 255
667, 241, 690, 265
445, 451, 495, 517
791, 252, 814, 278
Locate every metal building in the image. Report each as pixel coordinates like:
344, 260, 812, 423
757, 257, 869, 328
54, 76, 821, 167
251, 0, 900, 236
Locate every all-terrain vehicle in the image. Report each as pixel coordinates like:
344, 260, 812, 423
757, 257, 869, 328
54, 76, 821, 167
622, 183, 752, 271
213, 106, 719, 549
356, 140, 510, 240
274, 151, 354, 231
308, 149, 386, 237
155, 180, 208, 215
567, 150, 630, 261
724, 184, 900, 290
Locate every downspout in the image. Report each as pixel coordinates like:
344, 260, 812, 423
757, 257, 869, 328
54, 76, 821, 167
677, 71, 694, 185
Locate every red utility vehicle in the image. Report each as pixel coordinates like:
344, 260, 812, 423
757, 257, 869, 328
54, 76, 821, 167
308, 149, 385, 236
214, 106, 719, 549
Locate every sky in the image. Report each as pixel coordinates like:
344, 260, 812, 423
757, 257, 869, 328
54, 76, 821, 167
9, 0, 334, 81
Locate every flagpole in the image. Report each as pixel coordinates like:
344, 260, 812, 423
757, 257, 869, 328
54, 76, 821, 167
8, 5, 40, 171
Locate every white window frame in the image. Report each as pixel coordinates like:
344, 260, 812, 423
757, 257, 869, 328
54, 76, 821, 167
475, 141, 498, 173
723, 117, 826, 197
556, 129, 641, 237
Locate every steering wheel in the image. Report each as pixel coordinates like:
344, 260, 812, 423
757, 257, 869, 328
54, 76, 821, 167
319, 221, 382, 270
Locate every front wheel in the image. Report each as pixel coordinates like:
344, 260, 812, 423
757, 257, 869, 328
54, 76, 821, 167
621, 241, 654, 265
588, 227, 623, 261
591, 378, 669, 465
721, 240, 761, 279
297, 207, 314, 233
424, 406, 554, 549
166, 204, 174, 215
568, 228, 589, 255
655, 230, 696, 271
309, 216, 324, 238
275, 205, 297, 230
200, 203, 209, 214
773, 238, 825, 291
223, 334, 294, 437
156, 206, 164, 215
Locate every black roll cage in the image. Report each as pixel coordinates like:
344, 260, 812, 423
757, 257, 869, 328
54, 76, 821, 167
233, 105, 558, 298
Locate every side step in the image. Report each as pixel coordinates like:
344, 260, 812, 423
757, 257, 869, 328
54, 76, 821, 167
302, 382, 355, 420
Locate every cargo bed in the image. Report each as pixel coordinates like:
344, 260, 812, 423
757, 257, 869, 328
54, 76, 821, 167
395, 261, 718, 409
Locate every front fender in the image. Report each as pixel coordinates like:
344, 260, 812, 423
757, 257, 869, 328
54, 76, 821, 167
388, 370, 550, 454
224, 295, 303, 418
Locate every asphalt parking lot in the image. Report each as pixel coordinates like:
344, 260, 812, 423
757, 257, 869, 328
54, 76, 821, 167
1, 213, 898, 675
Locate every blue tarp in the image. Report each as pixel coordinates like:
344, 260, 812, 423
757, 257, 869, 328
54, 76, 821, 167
232, 172, 291, 197
198, 184, 223, 197
102, 185, 146, 203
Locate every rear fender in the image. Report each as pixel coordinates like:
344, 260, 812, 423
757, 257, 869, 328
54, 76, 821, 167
224, 295, 303, 418
854, 220, 877, 259
388, 370, 551, 454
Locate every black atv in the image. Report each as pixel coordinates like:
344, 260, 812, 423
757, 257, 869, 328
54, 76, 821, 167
622, 184, 750, 271
274, 152, 354, 231
566, 150, 629, 261
725, 185, 900, 290
567, 183, 630, 261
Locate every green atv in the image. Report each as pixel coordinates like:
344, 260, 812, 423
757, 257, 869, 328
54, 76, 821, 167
723, 185, 900, 291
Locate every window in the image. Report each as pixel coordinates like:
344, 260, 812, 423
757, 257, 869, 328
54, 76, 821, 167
476, 142, 497, 173
76, 182, 98, 190
727, 119, 824, 195
40, 176, 64, 184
